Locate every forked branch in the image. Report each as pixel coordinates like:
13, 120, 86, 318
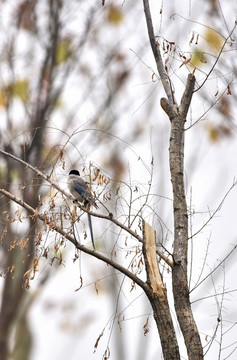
143, 0, 176, 104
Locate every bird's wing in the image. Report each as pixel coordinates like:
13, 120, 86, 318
73, 179, 98, 208
73, 182, 89, 201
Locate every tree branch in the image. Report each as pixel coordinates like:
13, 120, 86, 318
143, 0, 176, 104
0, 148, 171, 267
0, 148, 143, 240
142, 220, 180, 359
179, 73, 196, 118
0, 188, 148, 292
194, 21, 237, 93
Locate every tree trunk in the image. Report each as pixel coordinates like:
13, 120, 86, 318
161, 74, 204, 359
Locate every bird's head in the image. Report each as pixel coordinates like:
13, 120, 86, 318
69, 169, 80, 176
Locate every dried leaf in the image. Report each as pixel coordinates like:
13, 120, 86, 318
143, 317, 150, 336
189, 31, 195, 46
107, 6, 124, 25
0, 226, 8, 242
179, 57, 192, 68
207, 124, 219, 142
103, 347, 110, 360
75, 276, 83, 291
130, 280, 136, 292
94, 328, 105, 352
95, 282, 99, 295
195, 33, 199, 45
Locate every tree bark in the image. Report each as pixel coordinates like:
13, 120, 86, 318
142, 220, 180, 360
161, 74, 203, 359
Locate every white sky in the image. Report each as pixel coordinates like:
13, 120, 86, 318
1, 0, 237, 359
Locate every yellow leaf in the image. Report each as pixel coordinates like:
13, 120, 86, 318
0, 91, 7, 107
56, 40, 71, 64
204, 28, 224, 52
107, 5, 124, 25
189, 49, 207, 68
9, 79, 29, 102
206, 124, 219, 142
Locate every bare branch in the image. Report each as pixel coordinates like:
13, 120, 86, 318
0, 188, 147, 292
179, 73, 196, 118
143, 0, 176, 104
0, 148, 143, 242
194, 21, 237, 93
189, 179, 237, 240
0, 147, 173, 268
190, 244, 237, 293
156, 250, 173, 268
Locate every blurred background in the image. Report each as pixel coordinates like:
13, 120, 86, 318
0, 0, 237, 359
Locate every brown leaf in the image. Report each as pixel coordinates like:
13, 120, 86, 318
207, 124, 219, 142
143, 317, 150, 336
94, 328, 105, 351
75, 276, 83, 291
189, 31, 195, 46
227, 85, 231, 95
195, 33, 200, 45
179, 57, 191, 68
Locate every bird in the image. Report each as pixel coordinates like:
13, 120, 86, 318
67, 169, 98, 249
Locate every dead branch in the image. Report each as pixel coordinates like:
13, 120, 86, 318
143, 0, 176, 104
0, 188, 147, 292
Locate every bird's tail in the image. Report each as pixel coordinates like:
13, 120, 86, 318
87, 213, 95, 250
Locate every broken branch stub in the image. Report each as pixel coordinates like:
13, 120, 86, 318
142, 220, 165, 298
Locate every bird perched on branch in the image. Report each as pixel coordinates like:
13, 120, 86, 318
67, 169, 98, 249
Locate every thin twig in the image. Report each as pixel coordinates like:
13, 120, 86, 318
194, 22, 237, 93
0, 187, 148, 292
0, 148, 172, 267
143, 0, 176, 104
189, 179, 237, 240
190, 244, 237, 293
0, 148, 142, 241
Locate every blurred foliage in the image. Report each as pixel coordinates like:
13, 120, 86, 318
190, 50, 207, 68
107, 5, 124, 25
204, 27, 224, 52
10, 79, 29, 102
56, 39, 72, 65
0, 79, 29, 107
